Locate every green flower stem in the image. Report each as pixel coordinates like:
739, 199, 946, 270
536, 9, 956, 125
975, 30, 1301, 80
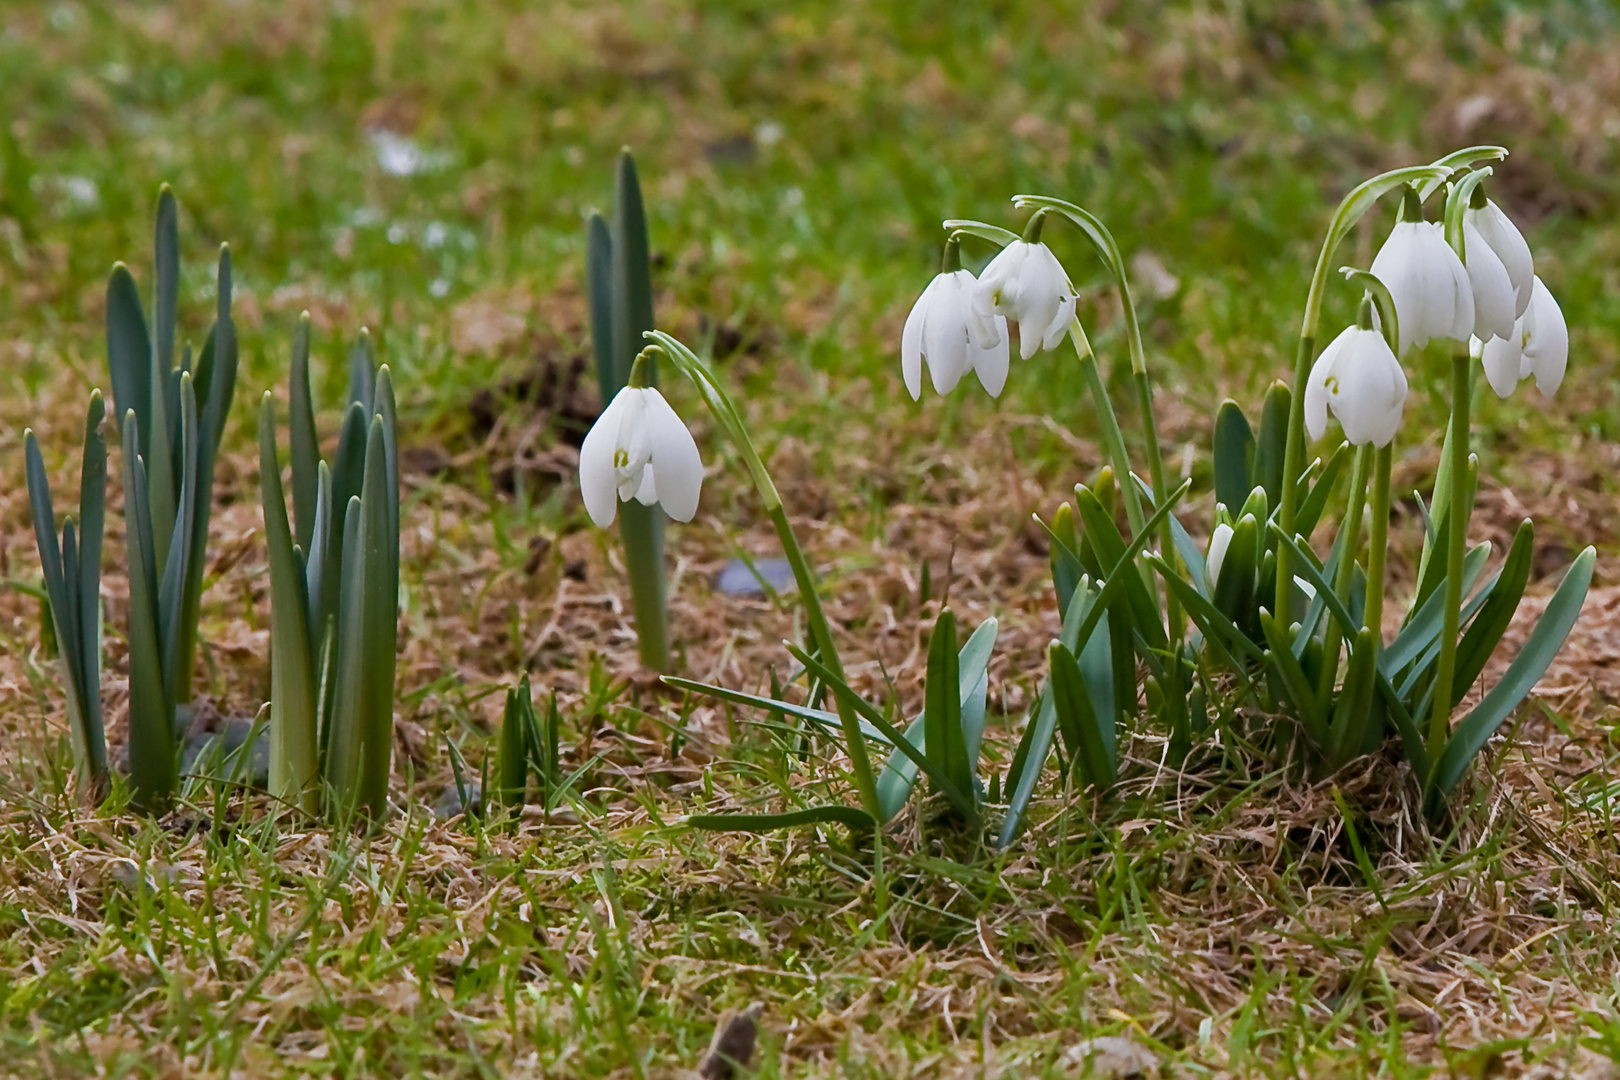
618, 502, 669, 671
647, 332, 881, 823
1364, 443, 1392, 643
1068, 322, 1144, 536
1428, 353, 1472, 758
1274, 333, 1316, 617
1316, 444, 1370, 706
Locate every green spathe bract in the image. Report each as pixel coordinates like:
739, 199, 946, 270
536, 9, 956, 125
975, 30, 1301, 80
261, 319, 399, 819
24, 392, 109, 801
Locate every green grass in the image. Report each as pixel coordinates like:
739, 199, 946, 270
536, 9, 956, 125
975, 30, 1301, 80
5, 1, 1620, 1076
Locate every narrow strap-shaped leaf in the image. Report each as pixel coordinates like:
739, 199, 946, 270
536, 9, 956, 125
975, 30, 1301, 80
1325, 627, 1380, 765
924, 609, 966, 799
1166, 510, 1208, 598
153, 185, 179, 388
997, 480, 1191, 846
689, 805, 875, 832
157, 375, 199, 707
121, 414, 177, 808
374, 364, 400, 557
586, 212, 617, 403
1268, 525, 1357, 643
1383, 542, 1491, 675
496, 683, 529, 809
60, 521, 83, 725
1211, 514, 1261, 631
612, 150, 656, 390
327, 401, 369, 628
75, 392, 109, 786
1259, 610, 1328, 745
24, 430, 70, 664
1148, 555, 1263, 666
347, 328, 375, 414
1252, 381, 1291, 507
1294, 441, 1350, 538
1451, 519, 1533, 708
326, 494, 368, 813
785, 641, 978, 827
305, 461, 333, 656
1431, 547, 1595, 797
1212, 399, 1255, 512
1073, 484, 1167, 650
357, 418, 398, 817
1050, 640, 1116, 788
1046, 503, 1082, 619
662, 676, 857, 738
260, 393, 320, 812
875, 617, 998, 823
105, 264, 151, 444
289, 314, 321, 553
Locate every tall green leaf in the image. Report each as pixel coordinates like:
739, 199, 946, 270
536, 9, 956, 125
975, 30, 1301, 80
1431, 547, 1594, 798
121, 414, 177, 808
289, 314, 321, 553
1212, 399, 1255, 511
1451, 519, 1533, 708
1252, 381, 1290, 507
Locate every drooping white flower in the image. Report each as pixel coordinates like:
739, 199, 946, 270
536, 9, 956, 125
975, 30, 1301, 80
1462, 219, 1517, 343
901, 269, 1009, 399
1304, 325, 1409, 447
973, 240, 1077, 360
1369, 220, 1473, 354
1463, 198, 1534, 318
1478, 276, 1568, 399
578, 386, 704, 528
1205, 523, 1233, 590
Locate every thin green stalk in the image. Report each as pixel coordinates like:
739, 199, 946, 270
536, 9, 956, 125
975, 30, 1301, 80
618, 503, 668, 670
1316, 444, 1370, 706
1069, 323, 1144, 536
648, 332, 881, 822
1428, 354, 1471, 758
1131, 363, 1181, 644
1274, 333, 1316, 616
1364, 444, 1392, 643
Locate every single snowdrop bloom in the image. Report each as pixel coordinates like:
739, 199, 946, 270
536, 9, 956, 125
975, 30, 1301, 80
973, 213, 1077, 360
1461, 219, 1517, 343
1205, 522, 1233, 590
1477, 276, 1567, 399
1463, 196, 1534, 318
1305, 318, 1409, 448
901, 237, 1010, 399
1369, 188, 1473, 354
578, 384, 704, 528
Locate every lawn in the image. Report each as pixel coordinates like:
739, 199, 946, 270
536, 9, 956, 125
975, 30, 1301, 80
4, 1, 1620, 1076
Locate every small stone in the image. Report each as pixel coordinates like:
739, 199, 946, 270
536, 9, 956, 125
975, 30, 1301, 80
714, 558, 796, 597
1059, 1035, 1158, 1078
433, 780, 483, 820
699, 1003, 762, 1080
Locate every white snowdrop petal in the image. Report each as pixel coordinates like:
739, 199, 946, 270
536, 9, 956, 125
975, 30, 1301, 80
1479, 333, 1522, 399
1205, 523, 1233, 589
640, 388, 704, 522
579, 389, 634, 527
1463, 221, 1516, 343
1468, 201, 1535, 318
971, 318, 1011, 398
900, 277, 935, 402
1522, 277, 1568, 396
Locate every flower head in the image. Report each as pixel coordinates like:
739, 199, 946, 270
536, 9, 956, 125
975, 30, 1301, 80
1478, 276, 1567, 399
1304, 324, 1409, 447
1463, 198, 1534, 318
973, 238, 1077, 360
578, 386, 704, 528
901, 269, 1009, 399
1369, 219, 1473, 354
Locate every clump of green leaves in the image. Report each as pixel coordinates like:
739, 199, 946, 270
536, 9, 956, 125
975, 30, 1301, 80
260, 318, 399, 819
493, 674, 564, 815
23, 393, 108, 801
105, 186, 239, 810
587, 150, 668, 670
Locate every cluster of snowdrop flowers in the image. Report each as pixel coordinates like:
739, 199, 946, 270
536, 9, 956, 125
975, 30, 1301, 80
901, 214, 1078, 400
1307, 180, 1566, 448
578, 380, 704, 528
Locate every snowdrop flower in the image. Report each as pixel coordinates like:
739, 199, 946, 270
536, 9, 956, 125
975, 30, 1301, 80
1305, 323, 1409, 447
1369, 191, 1473, 354
1461, 219, 1517, 343
1478, 276, 1567, 399
901, 240, 1010, 399
1463, 197, 1534, 318
973, 216, 1077, 360
1205, 523, 1233, 590
579, 385, 703, 528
